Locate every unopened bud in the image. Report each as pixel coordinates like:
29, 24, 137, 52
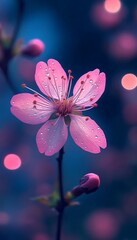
22, 39, 45, 57
72, 173, 100, 197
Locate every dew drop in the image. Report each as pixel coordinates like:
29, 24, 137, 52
40, 132, 43, 135
84, 146, 87, 149
95, 135, 98, 138
89, 79, 93, 83
97, 127, 100, 130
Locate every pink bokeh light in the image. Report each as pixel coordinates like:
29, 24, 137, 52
104, 0, 121, 14
108, 32, 137, 60
3, 154, 22, 170
86, 210, 121, 239
33, 233, 49, 240
91, 2, 126, 28
121, 73, 137, 90
0, 212, 10, 225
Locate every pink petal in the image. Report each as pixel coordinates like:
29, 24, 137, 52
70, 115, 107, 153
11, 93, 54, 124
73, 69, 106, 106
36, 117, 68, 156
35, 59, 68, 100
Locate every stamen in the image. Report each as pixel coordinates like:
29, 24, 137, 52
51, 69, 60, 100
67, 75, 74, 98
21, 83, 52, 104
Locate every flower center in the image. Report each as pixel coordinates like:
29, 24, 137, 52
55, 99, 73, 116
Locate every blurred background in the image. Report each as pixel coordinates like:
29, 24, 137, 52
0, 0, 137, 239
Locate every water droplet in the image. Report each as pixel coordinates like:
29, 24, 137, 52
95, 135, 98, 138
39, 65, 42, 69
81, 141, 83, 145
47, 73, 49, 77
84, 146, 87, 149
47, 128, 50, 131
40, 132, 43, 135
97, 127, 100, 130
89, 79, 93, 83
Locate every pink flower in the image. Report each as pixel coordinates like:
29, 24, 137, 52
10, 59, 107, 156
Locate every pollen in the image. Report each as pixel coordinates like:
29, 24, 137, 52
22, 83, 26, 88
68, 70, 72, 74
33, 100, 37, 104
93, 103, 98, 107
87, 74, 90, 78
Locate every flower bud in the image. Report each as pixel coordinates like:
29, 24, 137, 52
71, 173, 100, 197
22, 39, 45, 57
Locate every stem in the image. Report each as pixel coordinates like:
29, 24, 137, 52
56, 147, 65, 240
1, 62, 18, 93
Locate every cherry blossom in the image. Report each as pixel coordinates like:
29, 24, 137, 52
11, 59, 107, 156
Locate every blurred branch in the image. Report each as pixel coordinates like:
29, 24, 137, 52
56, 147, 65, 240
9, 0, 25, 49
0, 0, 25, 93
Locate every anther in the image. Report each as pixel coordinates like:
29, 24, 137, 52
87, 74, 90, 78
22, 83, 26, 88
33, 100, 37, 104
93, 103, 98, 107
70, 76, 74, 80
68, 70, 72, 74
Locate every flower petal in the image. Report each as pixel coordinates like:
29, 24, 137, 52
73, 69, 106, 106
36, 117, 68, 156
70, 115, 107, 153
35, 59, 68, 100
11, 93, 54, 124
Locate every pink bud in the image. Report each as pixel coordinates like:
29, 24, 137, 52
80, 173, 100, 194
22, 39, 45, 57
72, 173, 100, 197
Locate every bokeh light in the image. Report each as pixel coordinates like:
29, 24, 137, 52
91, 2, 126, 28
86, 210, 121, 240
0, 212, 10, 225
3, 154, 22, 170
104, 0, 121, 13
121, 74, 137, 90
33, 233, 49, 240
108, 32, 137, 60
